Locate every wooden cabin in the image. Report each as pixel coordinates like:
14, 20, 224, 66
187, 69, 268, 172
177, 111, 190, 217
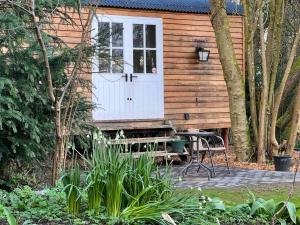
56, 0, 244, 146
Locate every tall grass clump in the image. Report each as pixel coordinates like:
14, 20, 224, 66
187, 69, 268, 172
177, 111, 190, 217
61, 164, 81, 216
86, 165, 103, 214
62, 130, 197, 223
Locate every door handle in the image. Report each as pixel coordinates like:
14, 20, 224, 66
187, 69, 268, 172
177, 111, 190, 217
130, 74, 138, 82
122, 73, 128, 82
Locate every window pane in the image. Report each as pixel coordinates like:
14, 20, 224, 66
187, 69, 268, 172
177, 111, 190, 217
98, 22, 110, 47
146, 25, 156, 48
133, 24, 144, 48
112, 49, 123, 73
99, 49, 110, 73
146, 50, 157, 73
133, 50, 144, 73
112, 23, 123, 47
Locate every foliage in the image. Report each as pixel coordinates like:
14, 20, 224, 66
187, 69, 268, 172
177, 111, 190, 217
0, 186, 70, 224
0, 204, 17, 225
0, 37, 55, 168
1, 184, 300, 225
246, 191, 298, 225
61, 131, 185, 224
0, 1, 94, 179
62, 164, 82, 216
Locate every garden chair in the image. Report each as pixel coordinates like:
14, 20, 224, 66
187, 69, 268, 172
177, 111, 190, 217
187, 129, 230, 177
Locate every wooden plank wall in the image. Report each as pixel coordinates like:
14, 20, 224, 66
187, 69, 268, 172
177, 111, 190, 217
54, 7, 244, 130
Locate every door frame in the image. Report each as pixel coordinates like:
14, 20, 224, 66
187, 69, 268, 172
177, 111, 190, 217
91, 14, 164, 121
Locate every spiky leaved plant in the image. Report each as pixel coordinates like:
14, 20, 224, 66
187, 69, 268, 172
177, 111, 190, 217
85, 131, 128, 217
61, 164, 81, 216
79, 130, 196, 223
86, 165, 103, 215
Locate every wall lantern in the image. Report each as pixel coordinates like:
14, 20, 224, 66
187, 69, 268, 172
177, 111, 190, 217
196, 46, 210, 62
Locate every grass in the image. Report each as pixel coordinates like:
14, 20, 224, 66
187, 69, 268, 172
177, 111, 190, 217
202, 184, 300, 205
201, 183, 300, 218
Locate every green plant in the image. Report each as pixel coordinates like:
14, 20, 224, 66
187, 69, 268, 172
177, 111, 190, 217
121, 194, 189, 224
0, 186, 73, 224
0, 0, 94, 186
0, 205, 18, 225
242, 191, 298, 224
62, 164, 82, 216
86, 166, 104, 215
61, 131, 196, 223
85, 134, 127, 217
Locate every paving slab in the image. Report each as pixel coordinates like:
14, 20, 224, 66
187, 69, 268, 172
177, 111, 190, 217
167, 165, 300, 189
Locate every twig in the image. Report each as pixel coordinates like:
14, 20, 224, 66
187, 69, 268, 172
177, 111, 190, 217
31, 0, 56, 103
5, 0, 32, 15
58, 8, 93, 105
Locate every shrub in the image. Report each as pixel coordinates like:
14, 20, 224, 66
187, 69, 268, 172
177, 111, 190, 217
0, 0, 94, 182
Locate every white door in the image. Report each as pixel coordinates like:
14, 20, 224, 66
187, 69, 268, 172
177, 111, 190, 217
92, 15, 164, 121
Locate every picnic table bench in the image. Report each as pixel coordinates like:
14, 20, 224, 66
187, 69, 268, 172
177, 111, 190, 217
109, 136, 189, 159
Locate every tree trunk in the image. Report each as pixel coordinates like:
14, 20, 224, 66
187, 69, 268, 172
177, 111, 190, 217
267, 0, 284, 110
270, 29, 300, 156
265, 1, 285, 157
257, 3, 268, 164
287, 80, 300, 154
243, 0, 259, 144
51, 135, 64, 185
246, 39, 258, 144
51, 102, 65, 185
210, 0, 251, 161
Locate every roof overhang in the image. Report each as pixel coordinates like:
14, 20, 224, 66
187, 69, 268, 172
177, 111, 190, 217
87, 0, 243, 15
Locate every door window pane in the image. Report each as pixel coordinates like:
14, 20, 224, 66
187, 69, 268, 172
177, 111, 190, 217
112, 23, 123, 47
99, 49, 110, 73
133, 24, 144, 48
98, 22, 110, 47
98, 22, 124, 74
112, 49, 123, 73
133, 50, 144, 73
146, 25, 156, 48
146, 50, 157, 73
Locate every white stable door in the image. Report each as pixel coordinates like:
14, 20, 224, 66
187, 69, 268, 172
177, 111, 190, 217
92, 15, 164, 121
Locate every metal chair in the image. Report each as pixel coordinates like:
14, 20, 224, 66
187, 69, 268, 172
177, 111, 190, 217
197, 134, 230, 177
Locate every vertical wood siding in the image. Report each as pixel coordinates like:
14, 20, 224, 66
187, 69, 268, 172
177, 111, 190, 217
53, 7, 244, 130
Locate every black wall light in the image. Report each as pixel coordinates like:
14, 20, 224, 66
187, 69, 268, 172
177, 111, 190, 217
196, 46, 210, 61
196, 41, 210, 61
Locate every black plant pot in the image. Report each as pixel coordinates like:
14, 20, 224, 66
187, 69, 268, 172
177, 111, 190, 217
273, 155, 292, 172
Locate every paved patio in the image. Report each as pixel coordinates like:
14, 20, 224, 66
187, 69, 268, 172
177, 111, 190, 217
169, 164, 300, 189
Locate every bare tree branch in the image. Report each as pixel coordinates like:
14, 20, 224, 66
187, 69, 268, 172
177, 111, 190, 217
58, 9, 93, 105
31, 0, 56, 103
